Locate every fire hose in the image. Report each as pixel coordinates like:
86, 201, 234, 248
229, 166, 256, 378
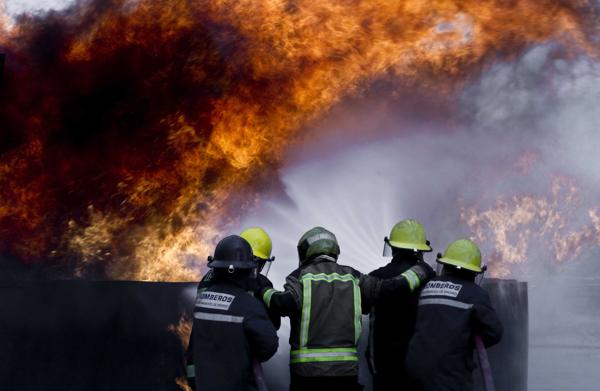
253, 359, 269, 391
475, 334, 496, 391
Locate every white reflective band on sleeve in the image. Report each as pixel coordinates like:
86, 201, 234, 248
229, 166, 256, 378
194, 312, 244, 323
419, 298, 473, 309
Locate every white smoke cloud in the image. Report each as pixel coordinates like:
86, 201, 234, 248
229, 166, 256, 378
463, 48, 600, 391
236, 46, 600, 390
4, 0, 72, 16
240, 45, 600, 280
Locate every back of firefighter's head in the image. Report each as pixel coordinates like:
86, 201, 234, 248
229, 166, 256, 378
436, 239, 484, 280
383, 219, 432, 260
208, 235, 257, 279
297, 226, 340, 266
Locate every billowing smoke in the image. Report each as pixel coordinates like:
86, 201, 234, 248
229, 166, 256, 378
235, 46, 600, 390
238, 45, 600, 277
3, 1, 600, 389
1, 0, 599, 281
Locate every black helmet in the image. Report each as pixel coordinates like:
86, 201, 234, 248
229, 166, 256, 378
208, 235, 256, 272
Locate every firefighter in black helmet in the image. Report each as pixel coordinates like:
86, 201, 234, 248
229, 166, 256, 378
186, 228, 280, 387
191, 235, 278, 391
259, 227, 434, 390
405, 239, 503, 391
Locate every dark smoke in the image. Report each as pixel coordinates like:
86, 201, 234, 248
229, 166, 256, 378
0, 0, 280, 277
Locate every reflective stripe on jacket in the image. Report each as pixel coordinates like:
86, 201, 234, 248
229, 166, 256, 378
263, 255, 417, 377
405, 276, 503, 391
192, 282, 278, 391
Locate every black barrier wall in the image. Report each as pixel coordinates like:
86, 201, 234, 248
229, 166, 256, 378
0, 279, 527, 390
353, 278, 529, 391
0, 281, 198, 391
475, 279, 529, 391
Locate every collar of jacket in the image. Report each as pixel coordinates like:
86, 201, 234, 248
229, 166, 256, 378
391, 254, 419, 266
302, 254, 337, 268
210, 273, 255, 291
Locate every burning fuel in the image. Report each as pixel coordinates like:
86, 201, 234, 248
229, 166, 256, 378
1, 0, 599, 281
462, 174, 600, 277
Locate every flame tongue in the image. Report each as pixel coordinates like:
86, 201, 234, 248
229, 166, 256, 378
0, 0, 598, 281
462, 174, 600, 278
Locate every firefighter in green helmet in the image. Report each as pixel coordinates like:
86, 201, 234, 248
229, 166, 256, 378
406, 239, 503, 391
366, 219, 433, 390
260, 226, 435, 390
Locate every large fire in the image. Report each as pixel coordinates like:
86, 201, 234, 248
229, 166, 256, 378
462, 173, 600, 277
0, 0, 598, 280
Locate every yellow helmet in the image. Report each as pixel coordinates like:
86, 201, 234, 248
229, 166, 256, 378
385, 219, 432, 253
437, 239, 482, 273
240, 227, 272, 260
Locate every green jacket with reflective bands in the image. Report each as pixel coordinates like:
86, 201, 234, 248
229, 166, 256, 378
262, 255, 421, 377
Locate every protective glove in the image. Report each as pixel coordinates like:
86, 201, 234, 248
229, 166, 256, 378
402, 262, 435, 291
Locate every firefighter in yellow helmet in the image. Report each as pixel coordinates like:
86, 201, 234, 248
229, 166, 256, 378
406, 239, 503, 391
366, 219, 433, 390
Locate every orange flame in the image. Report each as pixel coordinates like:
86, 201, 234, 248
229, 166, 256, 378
462, 174, 600, 277
0, 0, 598, 281
168, 313, 194, 391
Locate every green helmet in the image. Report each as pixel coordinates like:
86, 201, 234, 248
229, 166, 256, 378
297, 227, 340, 264
384, 219, 432, 254
437, 239, 482, 273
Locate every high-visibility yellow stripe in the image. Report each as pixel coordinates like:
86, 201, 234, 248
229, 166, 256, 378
401, 269, 420, 291
262, 288, 276, 308
290, 356, 358, 364
290, 347, 358, 364
290, 347, 358, 356
300, 278, 312, 347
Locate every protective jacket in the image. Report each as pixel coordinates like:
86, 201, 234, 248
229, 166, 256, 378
192, 279, 278, 391
199, 270, 280, 330
262, 255, 419, 378
405, 275, 503, 391
367, 256, 422, 389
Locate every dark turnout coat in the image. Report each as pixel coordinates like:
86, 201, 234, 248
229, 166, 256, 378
263, 255, 417, 379
192, 281, 278, 391
405, 275, 503, 391
200, 270, 281, 329
367, 256, 423, 389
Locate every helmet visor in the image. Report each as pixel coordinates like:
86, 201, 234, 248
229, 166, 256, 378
383, 237, 394, 257
262, 259, 273, 276
475, 264, 488, 285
